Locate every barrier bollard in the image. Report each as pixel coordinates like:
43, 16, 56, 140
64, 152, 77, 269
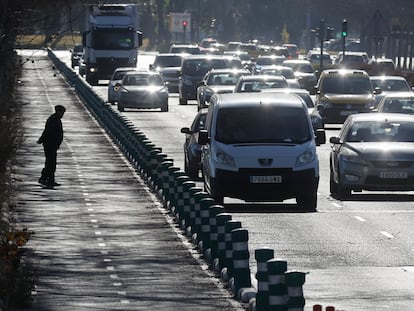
255, 248, 275, 311
189, 192, 211, 242
148, 150, 167, 188
286, 271, 306, 311
212, 213, 232, 273
325, 307, 335, 311
163, 166, 180, 207
230, 228, 251, 297
186, 188, 206, 237
204, 205, 225, 264
312, 305, 322, 311
267, 259, 288, 311
171, 174, 190, 219
167, 168, 186, 211
157, 160, 174, 200
197, 198, 216, 252
179, 181, 196, 230
221, 220, 242, 282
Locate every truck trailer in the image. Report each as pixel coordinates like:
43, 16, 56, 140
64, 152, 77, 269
82, 4, 142, 86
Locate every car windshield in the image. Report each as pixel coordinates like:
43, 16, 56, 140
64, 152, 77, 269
182, 58, 241, 75
260, 68, 295, 79
346, 121, 414, 142
123, 74, 163, 86
257, 57, 284, 66
238, 79, 288, 92
321, 76, 372, 94
215, 106, 311, 144
207, 72, 243, 85
371, 79, 410, 92
380, 98, 414, 113
286, 63, 314, 73
92, 28, 134, 50
154, 55, 183, 67
112, 70, 131, 80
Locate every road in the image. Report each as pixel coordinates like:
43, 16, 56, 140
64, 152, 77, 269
54, 50, 414, 311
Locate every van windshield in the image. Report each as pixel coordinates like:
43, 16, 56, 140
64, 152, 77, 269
215, 106, 311, 144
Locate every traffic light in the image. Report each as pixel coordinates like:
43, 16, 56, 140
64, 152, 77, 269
182, 20, 188, 28
341, 19, 348, 37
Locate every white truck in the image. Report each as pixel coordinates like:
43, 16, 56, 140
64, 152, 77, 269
82, 4, 142, 86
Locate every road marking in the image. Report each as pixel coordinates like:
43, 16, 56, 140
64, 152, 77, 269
113, 282, 122, 286
110, 274, 119, 279
120, 300, 130, 304
90, 219, 97, 223
332, 202, 342, 208
104, 258, 111, 262
98, 243, 106, 247
95, 231, 101, 235
117, 291, 127, 296
106, 266, 115, 271
354, 216, 366, 222
380, 231, 394, 239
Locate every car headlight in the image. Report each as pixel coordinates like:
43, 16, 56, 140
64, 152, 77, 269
296, 147, 315, 167
214, 148, 235, 167
340, 147, 366, 165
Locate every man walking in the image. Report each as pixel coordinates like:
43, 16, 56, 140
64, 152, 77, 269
37, 105, 66, 188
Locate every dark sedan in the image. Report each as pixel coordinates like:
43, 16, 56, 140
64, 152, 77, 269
180, 109, 208, 179
196, 68, 250, 110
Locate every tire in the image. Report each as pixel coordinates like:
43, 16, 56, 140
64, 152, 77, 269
184, 157, 199, 180
329, 170, 338, 196
209, 177, 224, 205
296, 191, 317, 211
337, 181, 351, 200
117, 103, 124, 112
179, 95, 188, 105
161, 101, 169, 112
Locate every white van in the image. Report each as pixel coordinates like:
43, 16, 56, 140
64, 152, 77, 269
198, 92, 325, 210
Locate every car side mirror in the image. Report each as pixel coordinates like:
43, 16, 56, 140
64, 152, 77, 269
315, 129, 326, 145
374, 87, 382, 95
149, 64, 154, 70
198, 130, 210, 145
180, 127, 191, 134
329, 136, 341, 144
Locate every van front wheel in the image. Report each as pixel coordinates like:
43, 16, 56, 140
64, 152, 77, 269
296, 191, 317, 211
209, 178, 224, 205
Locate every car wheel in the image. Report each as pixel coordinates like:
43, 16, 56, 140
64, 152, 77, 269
161, 101, 169, 112
185, 159, 199, 180
329, 169, 338, 196
209, 177, 224, 204
117, 103, 124, 112
296, 191, 317, 211
337, 181, 351, 200
179, 95, 188, 105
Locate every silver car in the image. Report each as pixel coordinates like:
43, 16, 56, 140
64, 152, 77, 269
329, 113, 414, 199
107, 67, 137, 104
376, 92, 414, 114
117, 71, 169, 112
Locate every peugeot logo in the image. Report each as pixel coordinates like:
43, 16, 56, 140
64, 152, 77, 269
258, 158, 273, 166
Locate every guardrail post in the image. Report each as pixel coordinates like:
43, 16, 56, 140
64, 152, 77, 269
221, 220, 242, 282
255, 248, 275, 311
267, 259, 288, 311
204, 205, 225, 264
197, 198, 216, 252
212, 213, 232, 273
230, 228, 251, 297
286, 271, 306, 311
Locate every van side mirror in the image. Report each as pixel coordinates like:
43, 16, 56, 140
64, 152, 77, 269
315, 129, 326, 145
198, 130, 210, 145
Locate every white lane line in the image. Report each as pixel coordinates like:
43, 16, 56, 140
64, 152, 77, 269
380, 231, 394, 239
106, 266, 115, 271
113, 282, 122, 286
354, 216, 366, 222
117, 291, 126, 296
98, 243, 106, 247
104, 258, 112, 262
90, 219, 98, 223
120, 300, 130, 304
110, 274, 119, 279
95, 231, 101, 235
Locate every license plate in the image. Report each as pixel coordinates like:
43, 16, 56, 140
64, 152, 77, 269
250, 176, 282, 183
379, 171, 408, 179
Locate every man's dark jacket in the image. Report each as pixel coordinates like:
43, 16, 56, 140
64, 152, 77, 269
38, 113, 63, 150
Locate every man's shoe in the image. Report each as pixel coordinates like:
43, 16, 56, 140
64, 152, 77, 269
38, 178, 47, 185
43, 183, 55, 189
52, 182, 61, 187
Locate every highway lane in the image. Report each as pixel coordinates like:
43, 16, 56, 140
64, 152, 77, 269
54, 50, 414, 310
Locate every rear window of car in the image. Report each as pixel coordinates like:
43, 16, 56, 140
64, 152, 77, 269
215, 106, 311, 144
182, 58, 241, 75
123, 74, 164, 86
346, 121, 414, 142
321, 75, 372, 94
